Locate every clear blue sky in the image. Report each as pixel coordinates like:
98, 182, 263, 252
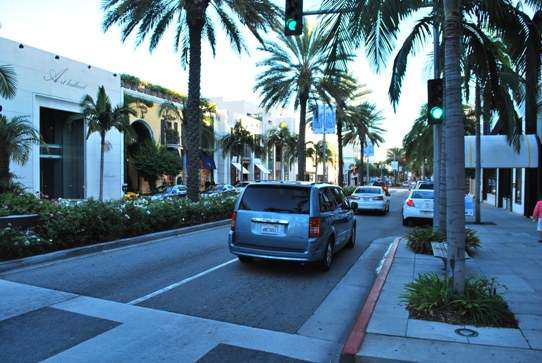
0, 0, 432, 161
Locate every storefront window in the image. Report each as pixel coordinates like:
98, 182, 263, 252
515, 168, 522, 204
487, 169, 497, 195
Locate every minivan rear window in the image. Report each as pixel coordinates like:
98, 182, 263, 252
239, 186, 310, 214
412, 191, 434, 199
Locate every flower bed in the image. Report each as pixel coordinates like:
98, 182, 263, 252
0, 192, 236, 261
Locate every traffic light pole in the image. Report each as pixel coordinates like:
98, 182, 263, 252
432, 14, 442, 233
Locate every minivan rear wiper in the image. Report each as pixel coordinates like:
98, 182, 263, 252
263, 208, 295, 213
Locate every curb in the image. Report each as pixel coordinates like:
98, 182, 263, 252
0, 219, 230, 274
340, 237, 401, 362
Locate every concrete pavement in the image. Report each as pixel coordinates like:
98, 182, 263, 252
357, 203, 542, 363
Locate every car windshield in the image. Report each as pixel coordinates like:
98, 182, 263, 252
411, 191, 434, 199
355, 188, 381, 194
239, 186, 310, 214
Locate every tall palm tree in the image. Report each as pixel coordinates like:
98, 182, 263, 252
306, 140, 335, 181
386, 147, 405, 184
0, 65, 17, 99
342, 102, 385, 185
102, 0, 278, 201
220, 121, 258, 183
322, 74, 371, 186
255, 23, 352, 181
266, 127, 296, 180
75, 86, 136, 201
0, 115, 40, 192
403, 106, 433, 177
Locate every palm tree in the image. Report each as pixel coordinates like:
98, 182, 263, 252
75, 86, 136, 201
0, 65, 17, 99
255, 23, 352, 181
386, 147, 405, 184
102, 0, 278, 201
266, 127, 297, 180
220, 121, 258, 183
306, 140, 335, 181
0, 115, 40, 192
342, 102, 385, 185
403, 106, 433, 178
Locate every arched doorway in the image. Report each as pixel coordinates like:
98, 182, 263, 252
125, 120, 153, 193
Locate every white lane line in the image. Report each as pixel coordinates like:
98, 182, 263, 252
128, 258, 238, 305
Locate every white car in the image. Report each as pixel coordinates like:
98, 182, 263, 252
402, 189, 434, 226
349, 186, 390, 215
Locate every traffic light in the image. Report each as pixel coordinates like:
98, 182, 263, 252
427, 78, 444, 125
285, 0, 303, 36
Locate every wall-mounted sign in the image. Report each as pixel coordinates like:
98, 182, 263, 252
43, 68, 88, 90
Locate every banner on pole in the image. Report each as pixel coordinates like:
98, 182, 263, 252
364, 143, 374, 157
312, 104, 336, 134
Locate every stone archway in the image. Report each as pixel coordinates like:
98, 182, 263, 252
125, 120, 154, 193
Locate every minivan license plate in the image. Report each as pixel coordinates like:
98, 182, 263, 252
261, 223, 279, 234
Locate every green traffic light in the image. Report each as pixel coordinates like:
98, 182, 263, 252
287, 19, 297, 31
430, 106, 444, 120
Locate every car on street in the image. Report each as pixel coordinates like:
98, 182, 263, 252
414, 181, 434, 190
150, 185, 187, 201
402, 189, 434, 226
229, 182, 356, 271
349, 186, 390, 215
201, 184, 237, 198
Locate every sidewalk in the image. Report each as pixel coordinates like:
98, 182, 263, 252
357, 204, 542, 363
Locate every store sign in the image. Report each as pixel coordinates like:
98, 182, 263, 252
43, 68, 88, 90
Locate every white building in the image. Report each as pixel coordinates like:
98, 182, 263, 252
0, 37, 124, 200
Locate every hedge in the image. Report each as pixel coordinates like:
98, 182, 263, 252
0, 193, 236, 261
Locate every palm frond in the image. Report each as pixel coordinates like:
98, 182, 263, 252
0, 64, 17, 99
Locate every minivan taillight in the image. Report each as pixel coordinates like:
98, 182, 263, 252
406, 199, 415, 207
309, 217, 321, 238
230, 211, 237, 231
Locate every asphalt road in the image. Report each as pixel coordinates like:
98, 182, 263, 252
1, 190, 408, 335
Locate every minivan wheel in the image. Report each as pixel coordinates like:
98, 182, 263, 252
346, 226, 356, 249
320, 241, 334, 271
238, 256, 253, 263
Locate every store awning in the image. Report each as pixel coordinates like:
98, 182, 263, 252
255, 163, 270, 174
232, 162, 249, 174
465, 135, 539, 168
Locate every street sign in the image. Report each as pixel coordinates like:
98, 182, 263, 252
364, 143, 374, 157
312, 104, 336, 134
465, 195, 474, 216
391, 161, 399, 171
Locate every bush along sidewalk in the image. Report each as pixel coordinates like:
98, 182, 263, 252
0, 192, 237, 261
406, 227, 480, 255
401, 273, 518, 328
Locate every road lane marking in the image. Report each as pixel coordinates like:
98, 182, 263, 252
128, 258, 238, 305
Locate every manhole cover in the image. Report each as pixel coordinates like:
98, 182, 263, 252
455, 328, 479, 337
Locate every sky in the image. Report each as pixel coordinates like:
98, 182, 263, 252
0, 0, 431, 161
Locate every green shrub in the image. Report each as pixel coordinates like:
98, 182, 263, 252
406, 227, 480, 255
402, 273, 518, 328
343, 186, 356, 197
0, 193, 236, 260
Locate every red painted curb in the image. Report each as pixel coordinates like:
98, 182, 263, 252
341, 237, 401, 358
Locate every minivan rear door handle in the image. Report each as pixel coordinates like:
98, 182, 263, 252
251, 217, 289, 225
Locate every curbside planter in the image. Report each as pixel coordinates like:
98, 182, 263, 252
0, 219, 229, 274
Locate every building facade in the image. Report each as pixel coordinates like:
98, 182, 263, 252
0, 37, 124, 200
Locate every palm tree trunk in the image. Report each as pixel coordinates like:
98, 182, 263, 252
474, 80, 482, 224
444, 0, 465, 295
185, 3, 208, 201
99, 134, 105, 201
297, 94, 308, 181
0, 146, 10, 192
281, 148, 285, 180
337, 119, 344, 186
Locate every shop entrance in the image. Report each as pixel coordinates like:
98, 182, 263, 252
39, 107, 84, 199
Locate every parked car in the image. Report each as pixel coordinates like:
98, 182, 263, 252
349, 186, 390, 215
201, 184, 237, 198
229, 182, 356, 271
150, 185, 187, 201
402, 189, 434, 226
372, 181, 390, 196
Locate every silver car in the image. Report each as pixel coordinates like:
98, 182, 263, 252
229, 182, 356, 271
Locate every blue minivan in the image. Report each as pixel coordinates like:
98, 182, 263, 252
229, 182, 356, 270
